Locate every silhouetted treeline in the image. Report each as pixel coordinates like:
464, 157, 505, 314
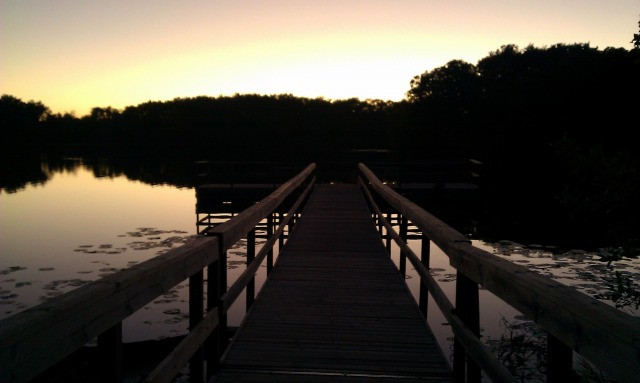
2, 43, 639, 248
2, 94, 393, 161
403, 44, 640, 247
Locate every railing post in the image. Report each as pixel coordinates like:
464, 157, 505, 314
206, 259, 220, 379
246, 229, 256, 310
454, 272, 481, 383
385, 213, 392, 253
97, 322, 122, 383
419, 233, 431, 317
399, 215, 408, 277
218, 249, 228, 356
287, 213, 293, 240
189, 270, 204, 383
267, 214, 274, 275
277, 212, 284, 248
547, 334, 573, 382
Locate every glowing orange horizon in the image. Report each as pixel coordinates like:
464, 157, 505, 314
1, 0, 636, 116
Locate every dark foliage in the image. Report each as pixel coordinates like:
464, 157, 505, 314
1, 43, 639, 248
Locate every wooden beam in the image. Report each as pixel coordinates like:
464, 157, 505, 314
359, 162, 640, 383
97, 322, 122, 383
144, 308, 220, 383
0, 236, 220, 383
220, 178, 315, 314
207, 164, 315, 252
358, 177, 516, 383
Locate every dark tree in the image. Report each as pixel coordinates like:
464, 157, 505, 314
633, 16, 640, 49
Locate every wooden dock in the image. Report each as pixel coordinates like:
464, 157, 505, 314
214, 184, 453, 382
4, 163, 637, 383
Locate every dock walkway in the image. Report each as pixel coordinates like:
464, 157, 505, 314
214, 184, 452, 382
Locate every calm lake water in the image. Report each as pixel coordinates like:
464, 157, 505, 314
1, 160, 638, 378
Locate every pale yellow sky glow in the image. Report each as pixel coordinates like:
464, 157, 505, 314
1, 0, 638, 115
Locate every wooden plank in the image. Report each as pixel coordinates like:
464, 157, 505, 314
220, 177, 315, 314
0, 164, 316, 383
358, 163, 640, 383
215, 185, 453, 382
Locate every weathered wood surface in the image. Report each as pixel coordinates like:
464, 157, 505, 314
214, 185, 453, 382
221, 177, 316, 314
359, 163, 640, 383
358, 179, 517, 383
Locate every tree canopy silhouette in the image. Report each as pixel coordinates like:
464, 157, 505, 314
2, 43, 639, 247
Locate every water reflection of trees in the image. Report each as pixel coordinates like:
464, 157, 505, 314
1, 43, 639, 248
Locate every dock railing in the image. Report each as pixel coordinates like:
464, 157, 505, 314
357, 162, 640, 383
0, 163, 316, 383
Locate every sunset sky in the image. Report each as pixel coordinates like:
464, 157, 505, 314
1, 0, 637, 116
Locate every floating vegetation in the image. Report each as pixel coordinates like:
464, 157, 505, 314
0, 292, 18, 304
37, 279, 90, 303
38, 267, 55, 271
485, 315, 547, 382
73, 228, 191, 257
485, 240, 640, 315
15, 282, 32, 288
1, 266, 27, 275
437, 273, 456, 283
42, 279, 89, 290
227, 260, 246, 270
594, 271, 640, 311
125, 227, 188, 238
74, 244, 127, 255
162, 308, 181, 315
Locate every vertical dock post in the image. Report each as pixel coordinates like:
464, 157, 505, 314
419, 233, 431, 317
547, 334, 573, 382
453, 272, 480, 383
246, 229, 256, 310
385, 213, 392, 253
206, 258, 220, 379
267, 214, 274, 275
97, 322, 122, 383
399, 215, 408, 277
189, 270, 204, 383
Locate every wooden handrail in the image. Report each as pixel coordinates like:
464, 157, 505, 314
144, 307, 220, 383
0, 235, 220, 383
358, 162, 640, 383
220, 176, 316, 313
207, 163, 316, 251
148, 163, 315, 383
358, 177, 517, 383
0, 163, 316, 383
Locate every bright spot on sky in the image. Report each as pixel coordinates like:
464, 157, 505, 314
1, 0, 637, 115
